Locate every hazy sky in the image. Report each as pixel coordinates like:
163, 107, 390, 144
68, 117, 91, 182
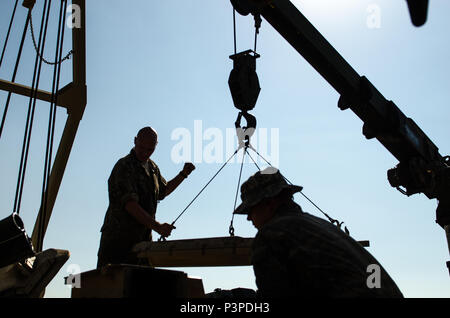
0, 0, 449, 298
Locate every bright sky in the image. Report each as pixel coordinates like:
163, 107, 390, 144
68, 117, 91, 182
0, 0, 449, 298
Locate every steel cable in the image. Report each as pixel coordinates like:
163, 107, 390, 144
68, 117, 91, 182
14, 1, 51, 214
229, 146, 247, 236
37, 0, 68, 253
0, 13, 30, 140
0, 0, 19, 70
158, 147, 242, 241
246, 146, 345, 227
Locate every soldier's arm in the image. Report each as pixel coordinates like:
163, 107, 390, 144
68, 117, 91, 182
165, 162, 195, 196
110, 161, 174, 237
165, 173, 188, 196
125, 200, 174, 237
251, 231, 291, 297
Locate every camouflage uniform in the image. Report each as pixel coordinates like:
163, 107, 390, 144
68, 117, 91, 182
97, 149, 167, 268
234, 169, 403, 298
251, 200, 404, 298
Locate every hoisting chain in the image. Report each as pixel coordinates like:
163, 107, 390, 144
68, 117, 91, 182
28, 9, 73, 65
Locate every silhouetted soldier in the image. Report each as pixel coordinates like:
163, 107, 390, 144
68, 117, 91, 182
97, 127, 195, 268
234, 169, 403, 298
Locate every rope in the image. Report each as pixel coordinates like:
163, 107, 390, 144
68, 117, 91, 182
0, 12, 30, 141
0, 0, 19, 70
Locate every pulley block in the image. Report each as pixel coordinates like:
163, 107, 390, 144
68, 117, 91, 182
228, 50, 261, 112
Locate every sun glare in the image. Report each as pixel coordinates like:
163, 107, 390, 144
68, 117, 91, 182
292, 0, 362, 15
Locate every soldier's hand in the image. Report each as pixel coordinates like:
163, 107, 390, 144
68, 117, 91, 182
182, 162, 195, 176
157, 223, 176, 238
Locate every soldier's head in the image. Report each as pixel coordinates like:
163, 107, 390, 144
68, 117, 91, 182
134, 126, 158, 161
233, 168, 303, 229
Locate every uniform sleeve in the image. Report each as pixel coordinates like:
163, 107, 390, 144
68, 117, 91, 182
251, 229, 291, 298
156, 167, 167, 200
109, 161, 139, 208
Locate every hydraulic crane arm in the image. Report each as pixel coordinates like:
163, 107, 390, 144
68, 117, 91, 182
230, 0, 450, 230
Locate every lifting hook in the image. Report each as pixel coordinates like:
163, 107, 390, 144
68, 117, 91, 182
235, 111, 257, 148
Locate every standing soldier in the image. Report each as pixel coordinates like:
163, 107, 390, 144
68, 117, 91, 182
97, 127, 195, 268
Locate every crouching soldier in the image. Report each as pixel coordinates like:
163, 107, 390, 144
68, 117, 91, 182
233, 169, 403, 298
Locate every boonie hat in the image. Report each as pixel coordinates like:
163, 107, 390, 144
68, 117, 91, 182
233, 167, 303, 215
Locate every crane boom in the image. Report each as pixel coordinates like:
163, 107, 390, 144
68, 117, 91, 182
232, 0, 449, 209
230, 0, 449, 272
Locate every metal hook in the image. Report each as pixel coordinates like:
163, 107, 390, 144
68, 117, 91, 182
229, 223, 235, 237
235, 111, 257, 148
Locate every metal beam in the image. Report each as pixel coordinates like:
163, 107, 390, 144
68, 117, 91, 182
31, 0, 87, 252
234, 0, 450, 275
135, 237, 254, 267
0, 79, 67, 108
134, 236, 370, 267
260, 1, 441, 161
237, 0, 445, 200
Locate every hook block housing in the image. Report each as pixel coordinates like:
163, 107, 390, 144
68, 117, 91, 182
228, 50, 261, 112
